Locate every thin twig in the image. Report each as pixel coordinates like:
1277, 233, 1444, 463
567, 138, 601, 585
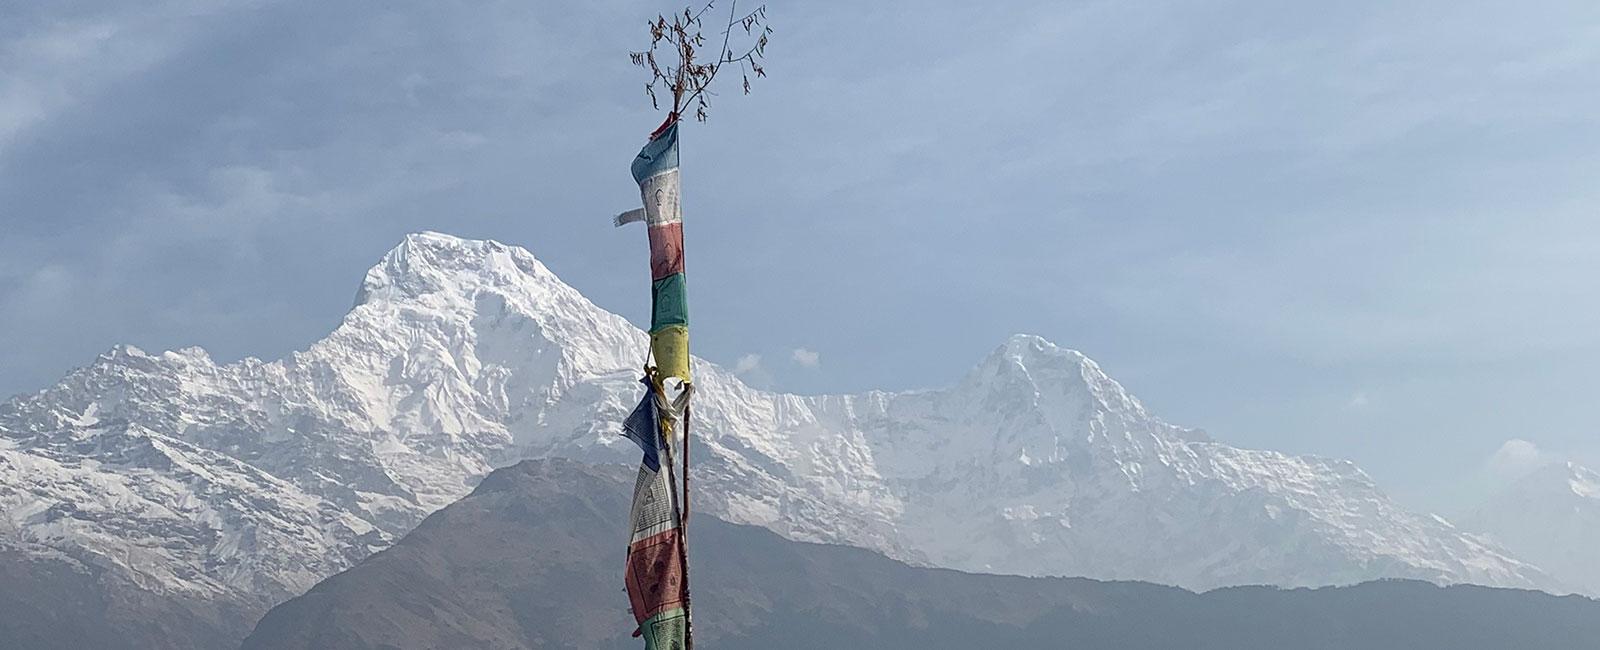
629, 1, 770, 123
674, 0, 736, 119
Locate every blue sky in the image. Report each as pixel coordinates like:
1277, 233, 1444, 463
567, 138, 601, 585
2, 0, 1597, 514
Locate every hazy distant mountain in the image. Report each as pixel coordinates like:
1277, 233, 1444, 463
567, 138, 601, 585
243, 458, 1600, 650
1462, 461, 1600, 595
0, 232, 1557, 645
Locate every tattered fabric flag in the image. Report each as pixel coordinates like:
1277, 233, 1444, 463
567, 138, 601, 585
617, 116, 694, 649
622, 377, 664, 472
628, 120, 690, 383
621, 382, 687, 649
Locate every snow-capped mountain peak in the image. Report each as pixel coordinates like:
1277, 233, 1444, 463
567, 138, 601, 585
1462, 461, 1600, 594
347, 229, 642, 379
0, 232, 1568, 629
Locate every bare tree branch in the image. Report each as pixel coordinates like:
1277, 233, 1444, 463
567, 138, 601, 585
629, 1, 772, 124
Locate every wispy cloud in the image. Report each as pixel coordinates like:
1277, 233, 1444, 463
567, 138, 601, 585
0, 3, 211, 162
733, 353, 762, 374
791, 348, 820, 369
1486, 439, 1562, 482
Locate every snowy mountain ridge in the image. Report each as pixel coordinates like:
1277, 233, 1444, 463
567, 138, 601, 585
1462, 461, 1600, 596
0, 232, 1562, 620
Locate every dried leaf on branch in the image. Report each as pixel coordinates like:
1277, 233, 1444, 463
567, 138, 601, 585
629, 1, 773, 123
